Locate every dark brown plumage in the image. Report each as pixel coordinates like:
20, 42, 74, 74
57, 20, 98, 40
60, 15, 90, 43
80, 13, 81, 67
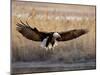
57, 29, 88, 41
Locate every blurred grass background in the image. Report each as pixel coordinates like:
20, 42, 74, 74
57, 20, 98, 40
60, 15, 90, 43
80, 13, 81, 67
11, 1, 96, 63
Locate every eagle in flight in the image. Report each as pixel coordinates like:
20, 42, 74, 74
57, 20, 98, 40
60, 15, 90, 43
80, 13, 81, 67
16, 21, 88, 50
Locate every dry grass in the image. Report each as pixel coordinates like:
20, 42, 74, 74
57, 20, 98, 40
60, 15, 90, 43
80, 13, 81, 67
11, 1, 96, 63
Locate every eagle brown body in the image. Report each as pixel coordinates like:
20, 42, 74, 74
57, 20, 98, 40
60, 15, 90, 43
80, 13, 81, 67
16, 21, 88, 50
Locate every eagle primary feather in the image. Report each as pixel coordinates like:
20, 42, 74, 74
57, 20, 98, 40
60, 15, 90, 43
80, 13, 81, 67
16, 21, 42, 41
16, 21, 88, 49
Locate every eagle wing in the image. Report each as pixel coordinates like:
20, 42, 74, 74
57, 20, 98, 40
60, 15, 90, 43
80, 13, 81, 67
16, 21, 48, 41
57, 29, 88, 41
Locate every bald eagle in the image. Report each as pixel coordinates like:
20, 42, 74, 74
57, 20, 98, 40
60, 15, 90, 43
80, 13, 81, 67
16, 21, 88, 50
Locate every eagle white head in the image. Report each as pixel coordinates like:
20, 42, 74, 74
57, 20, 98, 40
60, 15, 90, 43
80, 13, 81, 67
53, 32, 61, 38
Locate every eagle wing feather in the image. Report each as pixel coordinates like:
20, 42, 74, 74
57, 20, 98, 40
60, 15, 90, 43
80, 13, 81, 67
16, 21, 47, 41
57, 29, 88, 41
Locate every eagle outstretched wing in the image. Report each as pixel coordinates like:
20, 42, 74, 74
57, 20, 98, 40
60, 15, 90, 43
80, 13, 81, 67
16, 21, 48, 41
57, 29, 88, 41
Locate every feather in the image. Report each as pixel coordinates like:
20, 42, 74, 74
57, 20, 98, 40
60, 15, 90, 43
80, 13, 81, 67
57, 29, 88, 41
16, 21, 47, 41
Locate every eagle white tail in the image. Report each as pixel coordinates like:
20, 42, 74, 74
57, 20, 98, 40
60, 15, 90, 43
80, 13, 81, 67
41, 37, 58, 50
41, 37, 48, 48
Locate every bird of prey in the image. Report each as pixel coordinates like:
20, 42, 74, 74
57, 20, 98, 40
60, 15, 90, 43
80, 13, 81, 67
16, 21, 88, 50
